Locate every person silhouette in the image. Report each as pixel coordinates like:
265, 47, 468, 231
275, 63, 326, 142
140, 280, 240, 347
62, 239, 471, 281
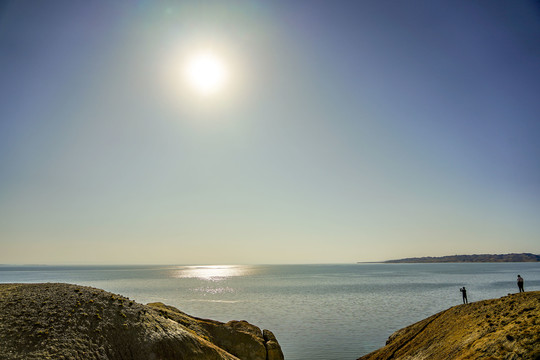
460, 287, 468, 304
517, 275, 524, 292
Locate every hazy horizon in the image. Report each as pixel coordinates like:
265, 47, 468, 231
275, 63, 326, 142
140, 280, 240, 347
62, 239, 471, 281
1, 1, 539, 265
2, 252, 539, 266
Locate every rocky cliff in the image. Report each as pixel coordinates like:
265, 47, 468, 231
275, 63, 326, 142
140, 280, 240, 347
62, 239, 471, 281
0, 283, 284, 360
359, 291, 540, 360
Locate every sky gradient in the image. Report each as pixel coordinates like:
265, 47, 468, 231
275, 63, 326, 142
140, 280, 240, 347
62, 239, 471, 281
1, 0, 539, 264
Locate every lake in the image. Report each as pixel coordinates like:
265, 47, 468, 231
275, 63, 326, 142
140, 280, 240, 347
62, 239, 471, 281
1, 263, 539, 359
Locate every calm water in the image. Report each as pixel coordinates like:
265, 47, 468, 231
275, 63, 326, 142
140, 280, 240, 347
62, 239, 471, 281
1, 263, 539, 359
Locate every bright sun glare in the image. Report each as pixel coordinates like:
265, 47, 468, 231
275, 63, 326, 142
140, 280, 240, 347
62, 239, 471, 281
184, 52, 228, 96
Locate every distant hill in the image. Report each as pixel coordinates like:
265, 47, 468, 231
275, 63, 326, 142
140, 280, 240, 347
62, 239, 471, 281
384, 253, 540, 263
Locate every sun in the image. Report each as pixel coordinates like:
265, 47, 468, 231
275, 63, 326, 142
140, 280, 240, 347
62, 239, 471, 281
184, 52, 228, 96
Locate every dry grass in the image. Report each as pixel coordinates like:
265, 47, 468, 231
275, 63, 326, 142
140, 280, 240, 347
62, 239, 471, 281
359, 291, 540, 360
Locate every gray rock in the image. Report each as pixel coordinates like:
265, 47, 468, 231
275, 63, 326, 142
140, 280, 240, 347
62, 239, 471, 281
0, 283, 284, 360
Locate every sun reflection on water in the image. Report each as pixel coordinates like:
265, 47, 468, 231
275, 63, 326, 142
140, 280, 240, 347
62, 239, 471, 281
170, 265, 252, 281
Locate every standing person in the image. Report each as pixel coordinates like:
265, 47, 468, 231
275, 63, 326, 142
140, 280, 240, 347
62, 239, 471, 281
517, 275, 524, 292
460, 287, 468, 304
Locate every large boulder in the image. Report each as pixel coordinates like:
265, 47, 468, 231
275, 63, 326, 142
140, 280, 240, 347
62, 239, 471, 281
263, 329, 285, 360
358, 291, 540, 360
0, 283, 283, 360
148, 302, 284, 360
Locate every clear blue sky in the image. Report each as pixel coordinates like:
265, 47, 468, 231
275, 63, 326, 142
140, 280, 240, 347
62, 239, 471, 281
1, 0, 539, 264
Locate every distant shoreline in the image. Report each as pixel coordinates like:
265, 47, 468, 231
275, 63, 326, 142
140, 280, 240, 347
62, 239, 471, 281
378, 253, 540, 263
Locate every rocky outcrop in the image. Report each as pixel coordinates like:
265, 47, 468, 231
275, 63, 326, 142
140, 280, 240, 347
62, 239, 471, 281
358, 291, 540, 360
148, 302, 283, 360
0, 283, 284, 360
263, 329, 283, 360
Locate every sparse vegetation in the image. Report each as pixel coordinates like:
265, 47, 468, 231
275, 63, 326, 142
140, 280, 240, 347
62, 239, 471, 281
359, 291, 540, 359
385, 253, 540, 263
